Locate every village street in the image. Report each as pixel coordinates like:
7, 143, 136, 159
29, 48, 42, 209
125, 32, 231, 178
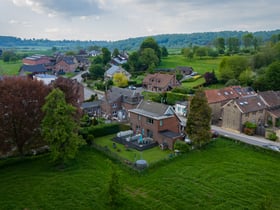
212, 125, 280, 151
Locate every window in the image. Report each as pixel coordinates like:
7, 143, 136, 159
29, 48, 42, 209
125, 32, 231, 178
138, 115, 141, 120
160, 120, 163, 126
147, 118, 153, 124
245, 113, 249, 117
112, 103, 117, 108
147, 129, 153, 138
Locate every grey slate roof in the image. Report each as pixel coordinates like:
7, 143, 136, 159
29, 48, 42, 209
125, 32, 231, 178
102, 87, 141, 103
159, 130, 181, 139
20, 64, 47, 73
258, 91, 280, 108
130, 100, 175, 119
81, 100, 101, 109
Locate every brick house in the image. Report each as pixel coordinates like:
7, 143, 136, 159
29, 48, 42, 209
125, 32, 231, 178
101, 87, 143, 120
142, 73, 179, 92
19, 64, 47, 76
81, 100, 102, 117
22, 54, 51, 65
55, 56, 78, 73
222, 95, 266, 132
258, 91, 280, 139
205, 86, 255, 124
128, 100, 183, 149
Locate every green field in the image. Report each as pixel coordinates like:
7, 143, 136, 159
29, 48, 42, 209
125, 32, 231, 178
1, 138, 280, 209
0, 60, 22, 75
158, 55, 222, 75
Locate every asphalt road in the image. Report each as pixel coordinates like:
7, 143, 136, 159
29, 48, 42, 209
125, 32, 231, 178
212, 125, 280, 151
72, 71, 104, 100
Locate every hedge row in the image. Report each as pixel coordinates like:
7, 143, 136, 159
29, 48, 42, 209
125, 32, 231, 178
80, 123, 131, 139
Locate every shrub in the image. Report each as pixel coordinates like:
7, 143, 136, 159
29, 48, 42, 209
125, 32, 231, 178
174, 140, 190, 153
268, 132, 278, 141
166, 92, 188, 105
244, 121, 257, 129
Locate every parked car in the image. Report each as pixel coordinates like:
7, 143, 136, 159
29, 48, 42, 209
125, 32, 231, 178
128, 85, 136, 90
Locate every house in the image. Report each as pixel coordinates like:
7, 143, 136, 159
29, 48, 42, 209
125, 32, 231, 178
88, 50, 101, 57
128, 100, 183, 149
205, 86, 256, 124
22, 54, 51, 65
33, 74, 57, 85
101, 87, 143, 120
81, 100, 102, 117
142, 73, 179, 92
19, 64, 47, 76
259, 91, 280, 130
110, 54, 128, 66
222, 95, 266, 132
75, 55, 90, 71
54, 56, 78, 73
174, 101, 188, 117
175, 66, 194, 76
104, 65, 131, 80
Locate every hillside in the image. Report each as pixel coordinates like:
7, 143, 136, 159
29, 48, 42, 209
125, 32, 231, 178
1, 30, 279, 50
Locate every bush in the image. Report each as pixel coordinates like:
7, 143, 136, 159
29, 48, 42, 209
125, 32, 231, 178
166, 92, 188, 105
174, 140, 190, 153
268, 132, 278, 141
244, 121, 257, 129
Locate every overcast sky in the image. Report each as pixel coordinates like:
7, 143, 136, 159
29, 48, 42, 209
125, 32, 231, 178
1, 0, 279, 41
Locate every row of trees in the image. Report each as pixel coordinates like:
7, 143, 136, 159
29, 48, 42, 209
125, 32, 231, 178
0, 77, 84, 166
218, 40, 280, 91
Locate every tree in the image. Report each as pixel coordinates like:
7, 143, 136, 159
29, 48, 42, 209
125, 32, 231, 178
0, 77, 50, 156
186, 89, 211, 148
219, 56, 249, 82
195, 47, 207, 58
138, 48, 159, 71
213, 37, 225, 54
92, 55, 103, 65
113, 72, 128, 87
161, 46, 169, 57
227, 37, 240, 54
41, 89, 84, 166
239, 68, 254, 86
89, 64, 105, 80
2, 50, 16, 62
182, 47, 193, 60
204, 70, 218, 86
112, 48, 120, 57
242, 33, 254, 49
140, 37, 161, 61
102, 47, 111, 65
265, 61, 280, 90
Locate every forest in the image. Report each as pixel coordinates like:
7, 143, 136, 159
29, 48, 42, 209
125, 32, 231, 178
1, 30, 280, 50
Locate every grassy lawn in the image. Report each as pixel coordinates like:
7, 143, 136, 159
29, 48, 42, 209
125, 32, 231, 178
158, 55, 222, 75
1, 138, 280, 209
0, 60, 22, 75
181, 77, 206, 88
94, 134, 172, 163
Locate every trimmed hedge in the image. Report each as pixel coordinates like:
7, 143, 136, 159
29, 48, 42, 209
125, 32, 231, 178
80, 123, 131, 139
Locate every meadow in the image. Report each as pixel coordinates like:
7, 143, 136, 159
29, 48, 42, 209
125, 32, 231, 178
0, 60, 22, 75
0, 137, 279, 209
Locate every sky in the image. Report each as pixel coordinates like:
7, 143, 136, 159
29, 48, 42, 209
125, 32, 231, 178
1, 0, 280, 41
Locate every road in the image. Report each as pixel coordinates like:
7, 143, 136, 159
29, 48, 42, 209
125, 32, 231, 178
212, 125, 280, 151
72, 71, 104, 100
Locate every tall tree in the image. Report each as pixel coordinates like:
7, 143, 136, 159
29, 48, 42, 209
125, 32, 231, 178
102, 47, 111, 65
186, 89, 211, 148
138, 48, 159, 71
112, 48, 120, 57
182, 47, 194, 60
214, 37, 225, 54
161, 46, 169, 57
140, 37, 161, 61
0, 77, 50, 156
242, 33, 254, 49
227, 37, 240, 54
41, 89, 84, 165
89, 64, 105, 80
265, 61, 280, 91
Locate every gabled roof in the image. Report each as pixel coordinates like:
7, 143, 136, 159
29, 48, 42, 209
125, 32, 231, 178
129, 100, 175, 120
234, 95, 266, 113
258, 91, 280, 108
105, 65, 130, 77
143, 73, 177, 89
20, 64, 47, 73
205, 86, 255, 104
102, 87, 141, 103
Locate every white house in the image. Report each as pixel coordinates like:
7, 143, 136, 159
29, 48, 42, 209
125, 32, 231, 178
174, 101, 188, 117
33, 74, 57, 85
